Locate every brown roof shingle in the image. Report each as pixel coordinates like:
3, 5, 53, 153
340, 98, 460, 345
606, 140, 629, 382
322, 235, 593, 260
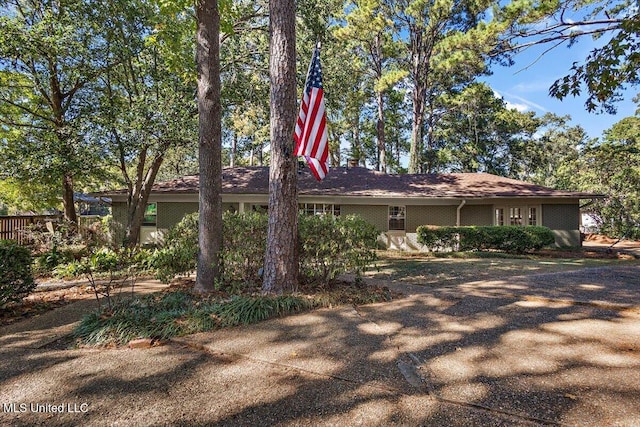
105, 166, 600, 199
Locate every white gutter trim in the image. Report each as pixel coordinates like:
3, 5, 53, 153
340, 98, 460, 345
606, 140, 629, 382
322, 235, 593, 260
456, 199, 466, 226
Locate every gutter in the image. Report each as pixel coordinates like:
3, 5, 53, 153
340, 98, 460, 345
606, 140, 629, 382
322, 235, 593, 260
456, 199, 466, 226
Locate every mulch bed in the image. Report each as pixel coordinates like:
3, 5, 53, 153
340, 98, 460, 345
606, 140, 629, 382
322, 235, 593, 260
0, 285, 95, 327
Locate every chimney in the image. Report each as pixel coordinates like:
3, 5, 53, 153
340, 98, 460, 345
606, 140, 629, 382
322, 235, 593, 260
347, 158, 358, 168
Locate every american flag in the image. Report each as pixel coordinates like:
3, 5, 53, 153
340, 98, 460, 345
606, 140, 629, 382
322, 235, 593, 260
294, 45, 329, 181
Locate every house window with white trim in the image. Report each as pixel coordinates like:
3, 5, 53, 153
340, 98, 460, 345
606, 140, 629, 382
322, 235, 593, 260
299, 203, 340, 216
528, 207, 538, 226
388, 206, 406, 231
495, 207, 505, 226
495, 205, 541, 226
510, 207, 523, 226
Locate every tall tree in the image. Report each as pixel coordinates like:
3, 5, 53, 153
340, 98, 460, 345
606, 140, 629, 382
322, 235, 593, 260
434, 82, 539, 175
388, 0, 497, 173
94, 2, 197, 247
520, 113, 587, 188
335, 0, 406, 172
195, 0, 223, 292
0, 0, 132, 222
263, 0, 298, 294
578, 115, 640, 238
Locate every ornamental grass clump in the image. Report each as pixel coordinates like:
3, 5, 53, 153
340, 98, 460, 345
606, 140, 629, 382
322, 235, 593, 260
73, 284, 394, 347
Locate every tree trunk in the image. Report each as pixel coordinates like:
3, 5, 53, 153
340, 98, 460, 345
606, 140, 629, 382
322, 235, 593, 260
352, 113, 363, 166
61, 174, 77, 223
409, 86, 425, 174
376, 90, 386, 173
230, 132, 237, 167
262, 0, 298, 294
124, 154, 165, 247
195, 0, 223, 293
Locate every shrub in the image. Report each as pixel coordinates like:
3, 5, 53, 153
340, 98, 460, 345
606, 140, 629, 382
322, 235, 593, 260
56, 247, 149, 309
73, 291, 312, 346
152, 211, 268, 287
0, 240, 35, 307
151, 212, 199, 283
221, 211, 268, 288
417, 225, 556, 254
153, 212, 379, 288
299, 214, 378, 285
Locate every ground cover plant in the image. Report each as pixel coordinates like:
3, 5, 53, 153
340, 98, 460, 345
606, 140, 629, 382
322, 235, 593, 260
72, 280, 395, 347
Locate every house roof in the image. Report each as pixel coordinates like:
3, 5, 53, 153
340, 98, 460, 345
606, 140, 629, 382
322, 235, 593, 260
103, 166, 602, 200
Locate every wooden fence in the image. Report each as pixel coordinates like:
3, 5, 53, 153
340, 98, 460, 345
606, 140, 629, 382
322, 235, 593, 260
0, 215, 62, 245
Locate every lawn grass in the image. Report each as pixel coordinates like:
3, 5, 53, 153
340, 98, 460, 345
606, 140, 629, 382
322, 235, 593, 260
368, 250, 639, 286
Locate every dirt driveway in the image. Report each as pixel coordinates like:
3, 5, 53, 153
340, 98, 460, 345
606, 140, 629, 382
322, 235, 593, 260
1, 265, 639, 426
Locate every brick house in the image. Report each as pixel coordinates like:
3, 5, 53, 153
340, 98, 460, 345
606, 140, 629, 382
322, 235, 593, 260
105, 166, 601, 249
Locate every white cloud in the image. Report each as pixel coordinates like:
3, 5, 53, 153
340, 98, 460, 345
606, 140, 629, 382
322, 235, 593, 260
505, 101, 529, 112
493, 89, 548, 113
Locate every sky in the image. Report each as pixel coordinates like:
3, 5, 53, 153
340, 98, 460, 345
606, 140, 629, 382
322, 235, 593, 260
480, 34, 638, 141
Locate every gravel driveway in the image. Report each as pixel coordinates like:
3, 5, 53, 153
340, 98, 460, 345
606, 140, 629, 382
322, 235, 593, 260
1, 265, 639, 426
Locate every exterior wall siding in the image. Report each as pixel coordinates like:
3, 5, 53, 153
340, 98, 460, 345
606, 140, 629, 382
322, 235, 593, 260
461, 205, 493, 226
111, 199, 583, 248
341, 205, 388, 232
406, 205, 457, 232
157, 202, 199, 230
542, 204, 580, 230
543, 204, 581, 247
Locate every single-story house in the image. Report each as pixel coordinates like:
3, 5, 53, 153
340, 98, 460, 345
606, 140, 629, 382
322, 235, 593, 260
105, 166, 602, 249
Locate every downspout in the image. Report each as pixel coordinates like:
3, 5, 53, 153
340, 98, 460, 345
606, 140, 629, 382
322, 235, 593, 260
456, 199, 466, 226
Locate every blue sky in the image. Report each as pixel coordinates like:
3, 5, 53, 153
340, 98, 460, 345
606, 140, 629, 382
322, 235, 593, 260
480, 35, 638, 141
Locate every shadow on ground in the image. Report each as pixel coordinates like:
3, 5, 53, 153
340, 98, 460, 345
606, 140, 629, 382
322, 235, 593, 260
1, 266, 639, 426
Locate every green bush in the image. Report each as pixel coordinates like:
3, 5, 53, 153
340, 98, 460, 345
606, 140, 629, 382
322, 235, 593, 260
152, 212, 379, 288
0, 240, 35, 307
151, 212, 199, 283
299, 214, 378, 284
151, 211, 268, 286
221, 211, 268, 288
73, 291, 312, 346
417, 225, 556, 254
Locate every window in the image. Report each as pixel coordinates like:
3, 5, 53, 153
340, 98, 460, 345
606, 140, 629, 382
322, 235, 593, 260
299, 203, 341, 216
509, 207, 523, 226
143, 203, 157, 226
528, 207, 537, 226
495, 208, 505, 226
251, 204, 269, 213
495, 205, 541, 226
388, 206, 406, 231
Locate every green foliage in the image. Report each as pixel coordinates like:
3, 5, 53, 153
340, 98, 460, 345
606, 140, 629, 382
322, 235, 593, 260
152, 212, 379, 288
221, 211, 268, 288
73, 283, 393, 347
72, 291, 312, 346
577, 116, 640, 239
494, 0, 638, 114
0, 240, 35, 307
56, 246, 151, 309
299, 214, 379, 284
417, 225, 556, 253
151, 212, 199, 283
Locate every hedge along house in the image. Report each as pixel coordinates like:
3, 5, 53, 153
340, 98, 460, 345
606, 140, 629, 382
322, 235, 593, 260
105, 166, 602, 249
